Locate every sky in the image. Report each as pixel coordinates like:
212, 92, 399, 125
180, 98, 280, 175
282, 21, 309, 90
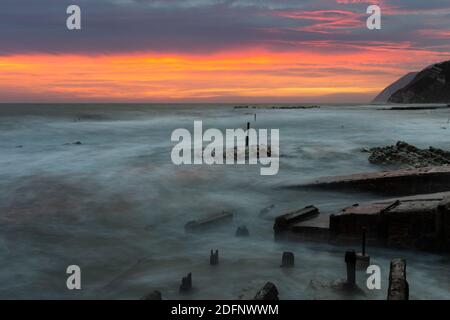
0, 0, 449, 103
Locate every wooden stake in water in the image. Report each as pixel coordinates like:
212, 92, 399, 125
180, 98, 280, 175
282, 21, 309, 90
345, 250, 356, 287
388, 258, 409, 300
210, 250, 219, 265
362, 227, 367, 256
246, 122, 250, 148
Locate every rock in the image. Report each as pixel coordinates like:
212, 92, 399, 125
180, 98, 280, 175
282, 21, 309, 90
368, 141, 450, 168
179, 273, 192, 292
388, 60, 450, 104
140, 290, 162, 300
235, 225, 249, 237
280, 252, 294, 267
64, 141, 83, 146
372, 72, 418, 104
253, 282, 279, 300
387, 258, 409, 300
259, 204, 275, 217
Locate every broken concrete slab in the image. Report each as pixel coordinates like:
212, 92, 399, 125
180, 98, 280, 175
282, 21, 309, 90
330, 192, 450, 251
273, 206, 319, 239
294, 165, 450, 196
275, 212, 329, 241
184, 211, 233, 233
275, 192, 450, 252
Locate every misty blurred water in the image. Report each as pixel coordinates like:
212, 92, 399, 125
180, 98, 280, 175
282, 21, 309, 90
0, 103, 449, 299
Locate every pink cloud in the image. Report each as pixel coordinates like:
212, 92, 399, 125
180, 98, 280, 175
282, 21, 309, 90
274, 10, 363, 34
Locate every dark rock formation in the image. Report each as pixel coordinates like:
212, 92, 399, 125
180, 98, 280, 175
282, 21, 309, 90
372, 72, 418, 104
368, 141, 450, 168
253, 282, 279, 300
388, 60, 450, 103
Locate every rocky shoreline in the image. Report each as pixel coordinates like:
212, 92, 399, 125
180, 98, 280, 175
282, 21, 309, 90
366, 141, 450, 168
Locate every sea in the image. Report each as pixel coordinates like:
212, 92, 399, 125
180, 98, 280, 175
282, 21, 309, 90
0, 103, 449, 299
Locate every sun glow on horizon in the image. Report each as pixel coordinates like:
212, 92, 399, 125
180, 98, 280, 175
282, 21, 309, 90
0, 46, 446, 103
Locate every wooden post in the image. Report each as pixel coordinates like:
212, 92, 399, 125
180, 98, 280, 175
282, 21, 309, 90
281, 252, 295, 267
388, 258, 409, 300
362, 227, 366, 256
345, 250, 356, 287
210, 250, 219, 265
179, 273, 192, 292
246, 122, 250, 148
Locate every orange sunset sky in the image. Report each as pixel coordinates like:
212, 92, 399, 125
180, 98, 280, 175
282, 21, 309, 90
1, 0, 450, 103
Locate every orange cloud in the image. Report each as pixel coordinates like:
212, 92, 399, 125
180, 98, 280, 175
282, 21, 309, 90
0, 44, 446, 102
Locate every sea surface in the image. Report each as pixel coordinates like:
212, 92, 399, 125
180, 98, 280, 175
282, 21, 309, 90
0, 103, 449, 299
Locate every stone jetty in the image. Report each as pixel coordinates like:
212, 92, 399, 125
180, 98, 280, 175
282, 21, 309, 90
274, 192, 450, 252
293, 165, 450, 196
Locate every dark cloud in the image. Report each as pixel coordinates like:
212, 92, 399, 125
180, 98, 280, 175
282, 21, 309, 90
0, 0, 449, 55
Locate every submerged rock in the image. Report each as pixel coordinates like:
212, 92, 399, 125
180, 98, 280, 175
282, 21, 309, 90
235, 225, 249, 237
368, 141, 450, 168
141, 290, 162, 300
253, 282, 279, 300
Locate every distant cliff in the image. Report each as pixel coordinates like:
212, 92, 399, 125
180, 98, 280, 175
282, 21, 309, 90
373, 60, 450, 104
372, 72, 418, 104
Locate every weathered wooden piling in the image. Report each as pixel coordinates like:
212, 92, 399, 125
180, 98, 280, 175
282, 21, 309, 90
254, 282, 279, 300
184, 211, 233, 233
280, 252, 295, 267
179, 273, 192, 292
387, 258, 409, 300
210, 250, 219, 265
246, 122, 250, 148
345, 250, 356, 287
356, 227, 370, 269
362, 227, 366, 255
